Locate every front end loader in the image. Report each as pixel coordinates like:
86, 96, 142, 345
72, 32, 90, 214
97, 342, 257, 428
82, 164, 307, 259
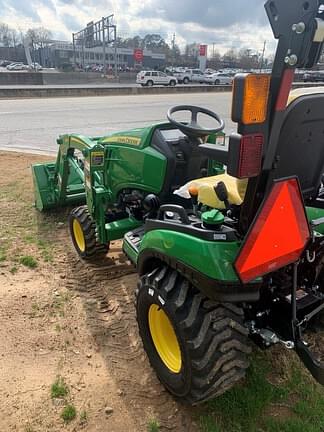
33, 0, 324, 404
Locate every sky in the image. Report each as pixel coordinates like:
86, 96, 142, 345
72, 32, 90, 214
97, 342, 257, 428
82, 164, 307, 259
0, 0, 276, 55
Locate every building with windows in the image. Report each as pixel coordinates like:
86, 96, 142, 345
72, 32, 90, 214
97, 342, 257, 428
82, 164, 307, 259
36, 41, 166, 70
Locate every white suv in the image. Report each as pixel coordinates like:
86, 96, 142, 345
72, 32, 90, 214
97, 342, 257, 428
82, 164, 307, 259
136, 71, 177, 87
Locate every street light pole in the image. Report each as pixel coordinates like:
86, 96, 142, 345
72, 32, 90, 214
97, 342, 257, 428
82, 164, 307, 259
114, 25, 118, 78
102, 17, 106, 74
260, 40, 266, 72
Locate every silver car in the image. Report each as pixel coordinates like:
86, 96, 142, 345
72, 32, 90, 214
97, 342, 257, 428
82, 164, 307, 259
205, 72, 233, 85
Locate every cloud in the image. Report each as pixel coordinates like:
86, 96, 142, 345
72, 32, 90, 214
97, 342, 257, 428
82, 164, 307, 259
0, 0, 274, 54
61, 13, 83, 32
1, 0, 40, 21
139, 0, 267, 28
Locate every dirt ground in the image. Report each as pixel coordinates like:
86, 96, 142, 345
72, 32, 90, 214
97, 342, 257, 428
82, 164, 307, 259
0, 152, 199, 432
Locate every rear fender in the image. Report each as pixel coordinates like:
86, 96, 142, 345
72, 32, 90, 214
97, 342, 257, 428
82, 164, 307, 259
138, 230, 261, 302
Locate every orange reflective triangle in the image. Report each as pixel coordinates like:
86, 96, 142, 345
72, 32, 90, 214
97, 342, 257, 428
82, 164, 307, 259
235, 178, 310, 284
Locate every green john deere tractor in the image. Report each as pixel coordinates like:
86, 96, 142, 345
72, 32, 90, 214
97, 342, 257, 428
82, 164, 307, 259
33, 0, 324, 404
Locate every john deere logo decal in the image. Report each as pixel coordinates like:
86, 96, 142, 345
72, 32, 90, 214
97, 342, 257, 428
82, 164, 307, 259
102, 136, 142, 146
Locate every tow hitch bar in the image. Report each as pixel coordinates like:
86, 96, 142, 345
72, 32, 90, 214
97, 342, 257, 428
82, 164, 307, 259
292, 262, 324, 385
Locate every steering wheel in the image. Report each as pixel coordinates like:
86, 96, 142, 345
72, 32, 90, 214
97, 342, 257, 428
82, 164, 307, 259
167, 105, 225, 138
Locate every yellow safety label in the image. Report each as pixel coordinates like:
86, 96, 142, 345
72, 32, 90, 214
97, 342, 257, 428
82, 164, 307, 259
102, 136, 142, 146
91, 151, 104, 166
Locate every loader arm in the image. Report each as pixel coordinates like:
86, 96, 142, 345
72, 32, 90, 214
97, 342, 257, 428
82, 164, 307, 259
32, 133, 111, 242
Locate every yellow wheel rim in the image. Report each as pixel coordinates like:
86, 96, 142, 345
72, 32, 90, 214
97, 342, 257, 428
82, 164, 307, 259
73, 219, 85, 252
148, 304, 182, 373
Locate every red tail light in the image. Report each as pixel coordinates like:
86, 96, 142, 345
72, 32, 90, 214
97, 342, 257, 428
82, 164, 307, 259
235, 178, 310, 284
239, 134, 263, 178
228, 133, 264, 179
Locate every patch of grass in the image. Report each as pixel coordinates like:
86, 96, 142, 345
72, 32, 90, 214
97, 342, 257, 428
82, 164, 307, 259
199, 350, 324, 432
37, 239, 54, 263
24, 235, 35, 245
51, 377, 68, 399
29, 303, 40, 318
61, 404, 76, 423
147, 419, 160, 432
79, 410, 88, 424
200, 352, 288, 432
200, 416, 222, 432
9, 266, 18, 274
0, 156, 61, 274
19, 255, 38, 269
265, 417, 318, 432
0, 249, 6, 262
23, 236, 54, 262
52, 292, 71, 318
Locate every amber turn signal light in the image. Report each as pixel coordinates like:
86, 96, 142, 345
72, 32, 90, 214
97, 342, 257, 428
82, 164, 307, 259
232, 74, 271, 125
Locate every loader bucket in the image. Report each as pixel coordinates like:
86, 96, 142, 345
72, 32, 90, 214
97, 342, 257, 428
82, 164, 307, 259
32, 163, 58, 211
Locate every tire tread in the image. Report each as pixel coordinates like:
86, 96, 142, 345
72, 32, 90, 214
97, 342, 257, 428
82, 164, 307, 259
136, 266, 251, 404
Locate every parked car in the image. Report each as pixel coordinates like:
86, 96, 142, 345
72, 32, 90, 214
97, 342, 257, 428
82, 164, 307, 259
6, 62, 28, 71
136, 71, 177, 86
0, 60, 12, 67
204, 68, 217, 75
6, 62, 19, 70
303, 71, 324, 82
204, 72, 233, 85
190, 69, 206, 83
172, 68, 205, 84
29, 62, 43, 71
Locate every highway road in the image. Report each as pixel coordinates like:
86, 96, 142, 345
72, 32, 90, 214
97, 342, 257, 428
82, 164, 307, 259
0, 92, 234, 155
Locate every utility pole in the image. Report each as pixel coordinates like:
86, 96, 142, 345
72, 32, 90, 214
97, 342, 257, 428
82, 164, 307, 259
259, 40, 266, 72
102, 17, 106, 74
172, 33, 176, 67
114, 25, 118, 78
72, 33, 76, 68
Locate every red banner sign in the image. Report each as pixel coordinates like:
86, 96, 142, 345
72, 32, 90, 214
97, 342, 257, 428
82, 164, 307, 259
134, 49, 144, 62
199, 45, 207, 57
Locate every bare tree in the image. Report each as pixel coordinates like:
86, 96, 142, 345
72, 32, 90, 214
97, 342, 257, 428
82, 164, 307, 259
26, 27, 52, 49
238, 48, 258, 70
223, 48, 239, 68
209, 49, 222, 69
0, 23, 12, 47
25, 27, 52, 66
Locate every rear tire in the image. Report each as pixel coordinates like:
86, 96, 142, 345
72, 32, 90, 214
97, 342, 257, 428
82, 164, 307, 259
136, 266, 251, 404
147, 80, 154, 87
69, 205, 109, 260
215, 79, 220, 85
183, 77, 189, 84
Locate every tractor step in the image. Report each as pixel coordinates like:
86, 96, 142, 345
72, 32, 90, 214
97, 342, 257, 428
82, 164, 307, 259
123, 227, 145, 264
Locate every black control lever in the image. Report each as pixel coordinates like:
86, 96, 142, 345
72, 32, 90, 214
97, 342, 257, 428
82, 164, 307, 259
214, 181, 230, 210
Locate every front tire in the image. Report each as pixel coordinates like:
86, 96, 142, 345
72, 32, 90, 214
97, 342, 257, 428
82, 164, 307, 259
69, 206, 109, 260
136, 266, 251, 404
169, 80, 176, 86
183, 77, 189, 84
215, 79, 220, 85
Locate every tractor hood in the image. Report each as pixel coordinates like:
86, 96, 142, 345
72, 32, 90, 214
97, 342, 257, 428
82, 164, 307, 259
98, 122, 170, 148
